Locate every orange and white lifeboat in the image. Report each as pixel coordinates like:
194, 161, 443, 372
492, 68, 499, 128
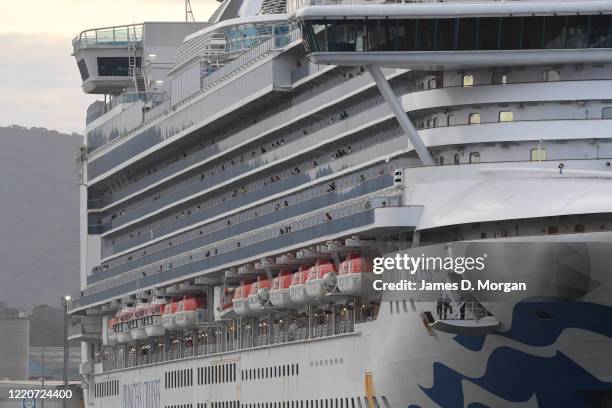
232, 280, 254, 316
115, 305, 134, 344
162, 300, 180, 331
248, 275, 272, 312
305, 259, 338, 301
269, 269, 294, 308
106, 317, 118, 345
144, 297, 167, 337
337, 253, 376, 296
175, 296, 204, 330
289, 265, 311, 306
131, 301, 148, 340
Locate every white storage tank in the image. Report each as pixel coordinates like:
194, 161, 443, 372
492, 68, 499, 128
0, 311, 29, 380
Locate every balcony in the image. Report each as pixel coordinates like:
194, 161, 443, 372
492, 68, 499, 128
70, 202, 423, 312
68, 315, 102, 342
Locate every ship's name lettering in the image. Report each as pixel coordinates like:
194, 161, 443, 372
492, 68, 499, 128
122, 379, 161, 408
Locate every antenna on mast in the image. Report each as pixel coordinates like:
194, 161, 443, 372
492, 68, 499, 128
185, 0, 195, 22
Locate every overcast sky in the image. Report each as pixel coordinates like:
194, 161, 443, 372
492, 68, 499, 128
0, 0, 217, 134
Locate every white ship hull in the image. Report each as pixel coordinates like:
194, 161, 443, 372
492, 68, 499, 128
89, 234, 612, 408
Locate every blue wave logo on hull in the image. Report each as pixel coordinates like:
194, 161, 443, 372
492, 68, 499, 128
412, 301, 612, 408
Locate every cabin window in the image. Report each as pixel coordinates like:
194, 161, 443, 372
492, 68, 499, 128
469, 152, 481, 163
543, 69, 560, 82
530, 148, 547, 161
548, 226, 559, 235
432, 117, 438, 127
97, 56, 141, 76
426, 119, 431, 128
438, 155, 444, 165
454, 153, 460, 164
428, 78, 437, 89
447, 115, 456, 126
499, 111, 514, 122
462, 74, 474, 87
492, 72, 507, 84
468, 113, 481, 124
602, 107, 612, 119
575, 224, 586, 233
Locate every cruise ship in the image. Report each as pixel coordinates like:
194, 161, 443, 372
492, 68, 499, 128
69, 0, 612, 407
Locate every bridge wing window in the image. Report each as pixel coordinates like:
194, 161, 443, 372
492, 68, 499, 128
301, 15, 611, 53
97, 57, 141, 77
77, 59, 89, 81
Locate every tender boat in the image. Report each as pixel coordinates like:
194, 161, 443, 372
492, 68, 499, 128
289, 265, 311, 306
131, 301, 149, 340
175, 296, 204, 329
337, 253, 376, 296
162, 300, 180, 331
305, 259, 338, 301
115, 305, 133, 344
248, 275, 272, 312
233, 280, 254, 316
269, 269, 294, 308
144, 297, 167, 337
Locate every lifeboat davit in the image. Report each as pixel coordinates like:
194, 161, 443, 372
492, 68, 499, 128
162, 300, 180, 331
305, 259, 338, 301
131, 301, 148, 340
269, 269, 294, 308
115, 305, 134, 344
248, 275, 272, 312
232, 280, 254, 316
107, 317, 118, 345
144, 297, 167, 337
289, 265, 311, 306
215, 286, 235, 320
175, 296, 204, 330
337, 253, 376, 296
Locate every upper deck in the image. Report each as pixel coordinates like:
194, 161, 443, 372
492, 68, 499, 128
293, 0, 612, 68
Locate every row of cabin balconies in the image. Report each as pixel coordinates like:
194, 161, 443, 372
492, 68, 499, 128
89, 139, 406, 283
74, 197, 415, 312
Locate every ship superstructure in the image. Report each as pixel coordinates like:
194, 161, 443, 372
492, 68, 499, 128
70, 1, 612, 407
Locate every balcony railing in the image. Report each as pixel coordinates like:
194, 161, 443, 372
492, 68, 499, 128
97, 318, 365, 373
73, 23, 143, 50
